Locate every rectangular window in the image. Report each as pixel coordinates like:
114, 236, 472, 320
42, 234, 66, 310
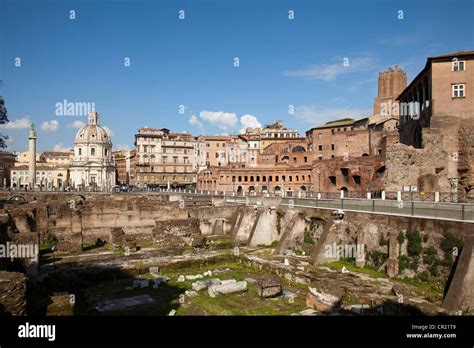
318, 145, 323, 151
304, 156, 307, 163
452, 84, 465, 98
318, 133, 322, 139
452, 60, 465, 72
331, 144, 335, 151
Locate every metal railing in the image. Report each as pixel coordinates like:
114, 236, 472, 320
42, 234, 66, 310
281, 197, 474, 222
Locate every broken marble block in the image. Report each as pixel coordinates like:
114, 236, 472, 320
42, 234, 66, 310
192, 278, 222, 291
185, 274, 204, 280
306, 287, 341, 314
256, 275, 282, 298
208, 281, 247, 298
132, 279, 150, 289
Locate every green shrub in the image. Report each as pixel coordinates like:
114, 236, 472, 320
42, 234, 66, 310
441, 232, 464, 256
303, 231, 315, 245
397, 231, 405, 245
429, 264, 440, 277
422, 247, 440, 267
408, 257, 419, 271
276, 212, 283, 235
399, 255, 409, 273
418, 271, 430, 282
379, 234, 388, 246
406, 229, 422, 257
368, 250, 388, 268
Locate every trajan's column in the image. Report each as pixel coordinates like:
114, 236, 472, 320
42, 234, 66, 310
28, 124, 37, 190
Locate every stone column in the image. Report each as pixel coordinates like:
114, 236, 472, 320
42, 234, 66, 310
28, 125, 37, 190
387, 234, 399, 278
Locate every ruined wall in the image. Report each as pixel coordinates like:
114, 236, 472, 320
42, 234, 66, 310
386, 115, 474, 198
0, 271, 28, 315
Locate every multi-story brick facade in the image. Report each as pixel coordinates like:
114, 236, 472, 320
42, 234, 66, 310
386, 51, 474, 200
134, 128, 198, 188
198, 164, 314, 196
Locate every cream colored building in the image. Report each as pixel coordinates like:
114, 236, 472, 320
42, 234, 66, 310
69, 111, 116, 190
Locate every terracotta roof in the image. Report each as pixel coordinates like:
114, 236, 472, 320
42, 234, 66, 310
309, 119, 356, 130
428, 50, 474, 60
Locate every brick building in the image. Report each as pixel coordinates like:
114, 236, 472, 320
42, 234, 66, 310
0, 151, 16, 187
112, 150, 128, 185
134, 128, 198, 188
386, 51, 474, 199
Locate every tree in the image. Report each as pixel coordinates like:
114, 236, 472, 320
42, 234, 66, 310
0, 96, 10, 148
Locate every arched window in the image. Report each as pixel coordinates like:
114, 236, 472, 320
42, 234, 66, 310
105, 149, 108, 156
78, 148, 82, 156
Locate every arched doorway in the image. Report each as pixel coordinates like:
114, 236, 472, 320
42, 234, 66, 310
340, 187, 349, 198
237, 186, 243, 196
300, 185, 307, 198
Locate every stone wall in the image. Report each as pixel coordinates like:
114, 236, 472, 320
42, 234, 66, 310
0, 271, 28, 315
386, 115, 474, 199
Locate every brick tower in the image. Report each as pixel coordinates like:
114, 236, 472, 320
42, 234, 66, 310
373, 66, 407, 116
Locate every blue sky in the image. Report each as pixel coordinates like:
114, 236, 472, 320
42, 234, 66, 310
1, 0, 473, 152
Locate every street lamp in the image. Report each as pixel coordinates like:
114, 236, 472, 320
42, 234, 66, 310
317, 169, 321, 193
367, 167, 372, 193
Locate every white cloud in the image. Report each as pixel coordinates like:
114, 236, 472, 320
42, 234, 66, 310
283, 56, 377, 81
114, 144, 130, 150
240, 114, 262, 133
103, 126, 114, 136
52, 142, 71, 152
199, 110, 237, 131
41, 120, 59, 132
0, 117, 32, 130
189, 114, 204, 132
68, 120, 85, 129
294, 105, 372, 124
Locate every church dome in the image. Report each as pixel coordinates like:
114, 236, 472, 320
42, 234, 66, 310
74, 111, 112, 144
